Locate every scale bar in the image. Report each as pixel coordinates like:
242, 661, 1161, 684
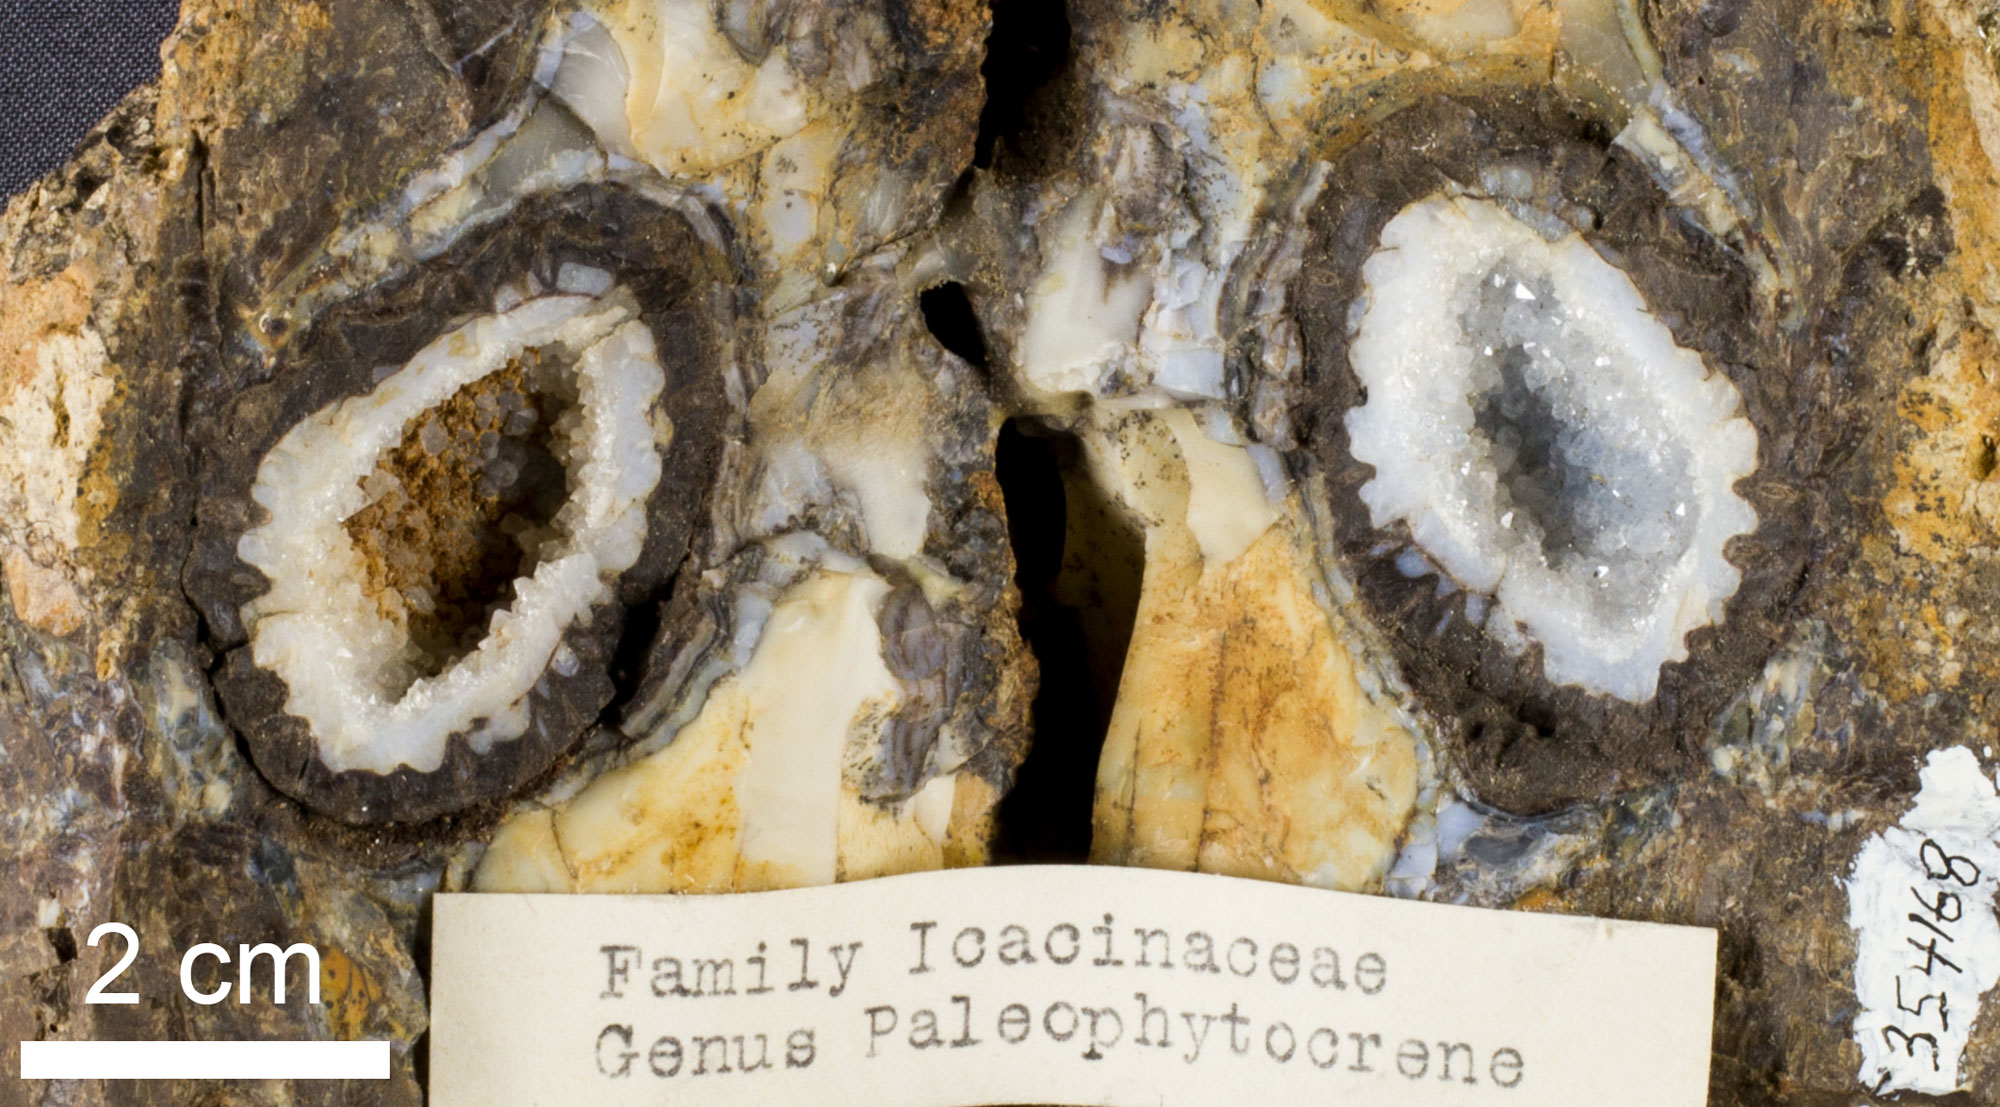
21, 1041, 389, 1080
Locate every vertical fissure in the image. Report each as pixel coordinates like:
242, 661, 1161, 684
973, 0, 1073, 170
991, 419, 1143, 862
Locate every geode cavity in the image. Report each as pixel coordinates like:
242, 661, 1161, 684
1294, 92, 1824, 813
187, 184, 737, 823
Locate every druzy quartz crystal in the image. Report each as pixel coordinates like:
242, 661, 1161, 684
3, 0, 1997, 1103
1344, 194, 1759, 703
188, 184, 745, 825
237, 286, 661, 776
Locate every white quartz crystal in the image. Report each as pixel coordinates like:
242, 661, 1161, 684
1344, 194, 1758, 702
237, 291, 667, 774
547, 0, 808, 178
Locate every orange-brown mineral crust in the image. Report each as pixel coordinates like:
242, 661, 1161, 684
13, 0, 2000, 1104
343, 358, 566, 671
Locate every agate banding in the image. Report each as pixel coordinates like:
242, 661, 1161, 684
1344, 194, 1759, 704
236, 292, 661, 776
188, 185, 734, 823
1295, 93, 1819, 814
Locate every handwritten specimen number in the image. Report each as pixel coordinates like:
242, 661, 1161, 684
1908, 935, 1963, 977
1871, 837, 1990, 1088
1910, 886, 1963, 924
1895, 978, 1950, 1031
1919, 839, 1981, 887
1883, 1026, 1942, 1071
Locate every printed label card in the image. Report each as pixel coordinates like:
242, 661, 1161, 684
432, 866, 1716, 1106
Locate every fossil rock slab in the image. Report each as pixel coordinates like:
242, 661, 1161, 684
7, 0, 2000, 1104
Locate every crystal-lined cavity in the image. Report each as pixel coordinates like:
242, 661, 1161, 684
236, 282, 667, 774
1344, 195, 1758, 702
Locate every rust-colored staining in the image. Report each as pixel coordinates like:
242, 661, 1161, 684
1884, 320, 2000, 562
569, 714, 747, 892
1190, 525, 1420, 889
1914, 0, 2000, 298
313, 931, 427, 1050
342, 356, 567, 673
1890, 0, 2000, 568
1833, 535, 1984, 705
1509, 887, 1566, 913
943, 773, 1000, 870
0, 266, 93, 400
1837, 0, 2000, 712
1092, 508, 1419, 892
318, 947, 386, 1041
0, 261, 108, 636
1885, 0, 2000, 554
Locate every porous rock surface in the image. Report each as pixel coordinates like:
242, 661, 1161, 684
4, 1, 2000, 1104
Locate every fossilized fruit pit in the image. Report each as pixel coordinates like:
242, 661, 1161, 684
1295, 93, 1823, 814
187, 185, 734, 824
1344, 193, 1760, 703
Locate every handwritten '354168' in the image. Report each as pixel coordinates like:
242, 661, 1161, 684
1875, 837, 1983, 1092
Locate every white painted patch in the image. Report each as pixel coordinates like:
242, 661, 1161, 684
1847, 746, 2000, 1096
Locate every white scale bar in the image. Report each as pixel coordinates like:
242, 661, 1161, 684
20, 1041, 389, 1080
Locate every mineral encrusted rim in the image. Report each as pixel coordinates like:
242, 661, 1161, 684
236, 289, 666, 775
1343, 194, 1760, 703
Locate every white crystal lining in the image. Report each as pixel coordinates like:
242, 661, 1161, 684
237, 289, 666, 774
1344, 194, 1759, 702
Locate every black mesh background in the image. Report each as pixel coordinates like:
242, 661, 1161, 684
0, 0, 182, 197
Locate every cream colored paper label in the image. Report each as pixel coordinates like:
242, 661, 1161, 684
431, 866, 1715, 1106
